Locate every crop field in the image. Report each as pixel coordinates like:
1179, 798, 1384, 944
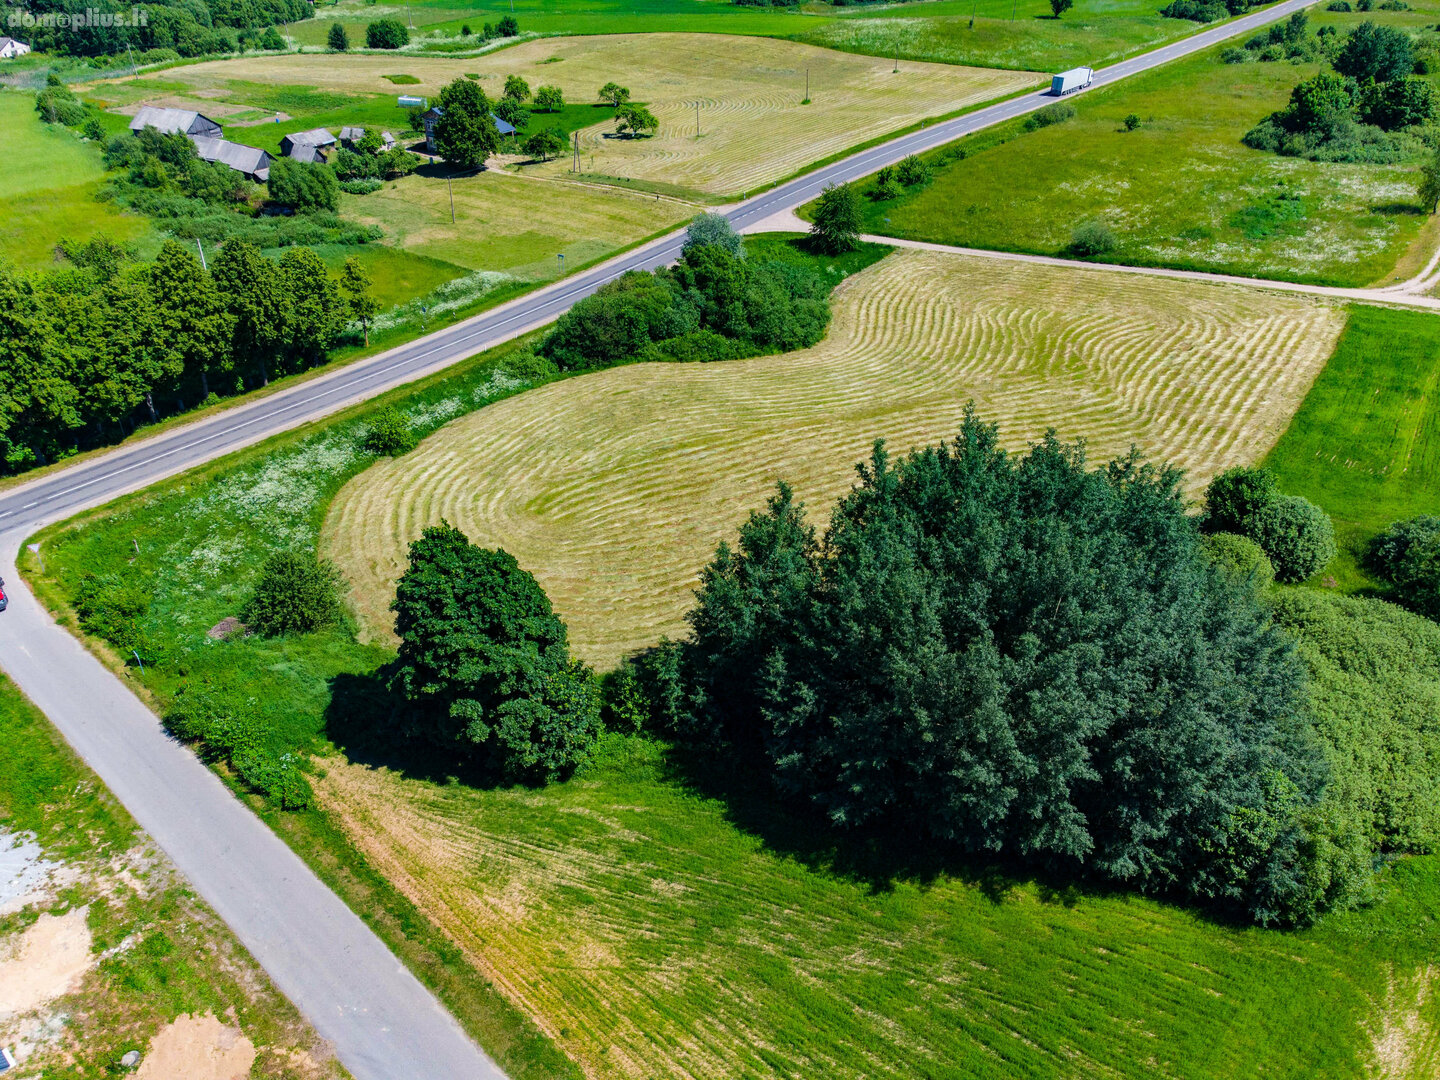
1265, 305, 1440, 588
856, 34, 1433, 287
340, 167, 694, 281
313, 734, 1440, 1080
0, 92, 155, 271
285, 0, 1207, 74
322, 247, 1345, 666
171, 36, 1040, 197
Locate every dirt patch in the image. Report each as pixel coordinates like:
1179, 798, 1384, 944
1369, 965, 1439, 1078
0, 907, 93, 1017
135, 1013, 257, 1080
0, 833, 58, 916
206, 616, 247, 640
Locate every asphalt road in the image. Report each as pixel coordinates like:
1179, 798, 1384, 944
0, 5, 1319, 1078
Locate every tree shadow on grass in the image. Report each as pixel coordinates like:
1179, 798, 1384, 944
1370, 202, 1425, 217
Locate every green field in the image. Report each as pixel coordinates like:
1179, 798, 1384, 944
0, 675, 346, 1077
284, 0, 1214, 74
0, 92, 156, 271
1265, 305, 1440, 588
851, 24, 1434, 287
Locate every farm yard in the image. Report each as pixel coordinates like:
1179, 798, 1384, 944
165, 36, 1041, 198
322, 246, 1345, 665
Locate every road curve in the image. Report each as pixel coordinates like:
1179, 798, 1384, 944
0, 5, 1319, 1079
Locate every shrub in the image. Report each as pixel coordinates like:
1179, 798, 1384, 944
1222, 46, 1250, 63
1070, 219, 1117, 256
1203, 532, 1276, 591
339, 177, 384, 194
1204, 466, 1278, 533
682, 212, 744, 259
232, 747, 314, 809
73, 573, 150, 651
1123, 113, 1142, 130
497, 13, 519, 35
896, 153, 930, 185
363, 404, 418, 455
1023, 102, 1075, 131
670, 412, 1334, 925
366, 18, 409, 48
870, 164, 901, 200
390, 522, 601, 782
259, 25, 285, 50
1368, 516, 1440, 618
267, 158, 340, 213
1326, 1, 1351, 9
1247, 495, 1335, 582
1161, 0, 1228, 21
809, 182, 862, 254
242, 551, 343, 636
1334, 20, 1415, 83
328, 22, 350, 50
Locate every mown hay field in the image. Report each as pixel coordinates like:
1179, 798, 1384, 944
322, 249, 1346, 667
174, 35, 1040, 195
314, 738, 1440, 1080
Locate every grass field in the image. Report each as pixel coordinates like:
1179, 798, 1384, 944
167, 36, 1038, 197
0, 92, 155, 271
852, 32, 1432, 287
339, 167, 694, 281
1264, 305, 1440, 589
284, 0, 1214, 75
322, 245, 1345, 666
313, 732, 1440, 1080
0, 675, 345, 1078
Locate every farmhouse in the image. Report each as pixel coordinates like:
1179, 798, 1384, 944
191, 136, 272, 182
339, 126, 397, 149
129, 107, 222, 139
0, 36, 30, 58
421, 107, 514, 154
279, 127, 337, 161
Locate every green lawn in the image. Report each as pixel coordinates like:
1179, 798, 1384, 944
288, 0, 1220, 74
1265, 304, 1440, 588
850, 31, 1433, 287
0, 91, 156, 271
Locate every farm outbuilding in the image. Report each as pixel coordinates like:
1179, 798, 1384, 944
129, 107, 222, 139
191, 136, 272, 182
279, 127, 337, 160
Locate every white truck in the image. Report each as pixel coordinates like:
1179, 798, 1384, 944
1051, 67, 1094, 96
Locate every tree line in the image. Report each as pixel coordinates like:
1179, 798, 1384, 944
22, 0, 310, 60
0, 237, 376, 471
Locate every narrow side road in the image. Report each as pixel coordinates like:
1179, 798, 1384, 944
0, 4, 1322, 1078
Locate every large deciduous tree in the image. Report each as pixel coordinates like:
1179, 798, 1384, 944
391, 522, 602, 782
434, 77, 500, 171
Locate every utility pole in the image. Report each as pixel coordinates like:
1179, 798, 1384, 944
195, 238, 207, 271
805, 67, 809, 102
696, 101, 700, 138
127, 43, 136, 80
894, 51, 899, 73
406, 0, 413, 27
447, 173, 455, 222
573, 130, 580, 172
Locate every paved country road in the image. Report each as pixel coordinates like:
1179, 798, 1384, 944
0, 4, 1325, 1078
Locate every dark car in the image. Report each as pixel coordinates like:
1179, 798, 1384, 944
0, 577, 8, 612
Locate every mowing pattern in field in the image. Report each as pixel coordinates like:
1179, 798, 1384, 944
313, 744, 1440, 1080
322, 250, 1345, 667
174, 36, 1039, 195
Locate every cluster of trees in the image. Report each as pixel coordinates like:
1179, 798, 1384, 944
1245, 21, 1437, 162
540, 216, 832, 370
332, 128, 421, 190
1201, 467, 1335, 582
365, 18, 409, 49
21, 0, 308, 58
1223, 11, 1326, 64
621, 414, 1360, 925
1161, 0, 1260, 24
459, 14, 520, 40
868, 154, 930, 200
0, 238, 378, 471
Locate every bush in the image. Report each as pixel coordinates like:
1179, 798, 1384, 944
1123, 113, 1142, 130
1204, 466, 1277, 533
266, 158, 340, 212
497, 13, 519, 35
390, 522, 601, 782
233, 747, 314, 808
1368, 516, 1440, 618
1222, 46, 1250, 63
682, 212, 744, 259
362, 405, 417, 455
328, 21, 349, 50
896, 153, 930, 185
670, 412, 1333, 925
1023, 102, 1075, 131
1070, 219, 1117, 256
1326, 1, 1351, 9
242, 551, 343, 636
870, 164, 902, 200
366, 18, 409, 48
1203, 532, 1276, 591
1334, 20, 1414, 83
1247, 495, 1335, 582
1161, 0, 1228, 21
809, 182, 862, 254
73, 573, 150, 651
339, 177, 384, 195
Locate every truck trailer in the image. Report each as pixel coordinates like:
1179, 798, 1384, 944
1051, 67, 1094, 95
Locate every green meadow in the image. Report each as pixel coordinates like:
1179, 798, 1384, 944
1266, 304, 1440, 588
0, 92, 156, 271
851, 17, 1435, 286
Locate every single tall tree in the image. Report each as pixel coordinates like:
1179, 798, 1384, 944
340, 256, 380, 346
598, 82, 630, 108
433, 77, 499, 171
809, 182, 862, 253
327, 21, 349, 50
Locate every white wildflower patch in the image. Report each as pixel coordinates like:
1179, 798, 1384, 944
406, 396, 465, 429
370, 270, 519, 334
473, 370, 528, 403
